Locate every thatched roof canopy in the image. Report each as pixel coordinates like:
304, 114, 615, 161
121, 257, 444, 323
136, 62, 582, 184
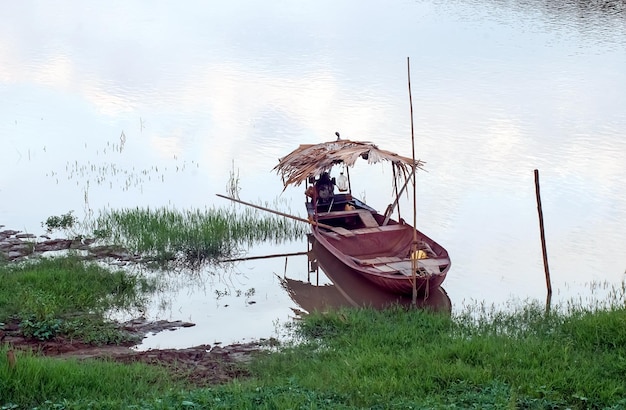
274, 139, 425, 188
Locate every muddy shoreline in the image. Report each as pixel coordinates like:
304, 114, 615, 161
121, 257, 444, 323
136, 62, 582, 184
2, 320, 266, 386
0, 225, 141, 262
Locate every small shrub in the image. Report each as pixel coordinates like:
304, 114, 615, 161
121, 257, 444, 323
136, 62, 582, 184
20, 314, 62, 340
43, 211, 78, 234
62, 317, 141, 345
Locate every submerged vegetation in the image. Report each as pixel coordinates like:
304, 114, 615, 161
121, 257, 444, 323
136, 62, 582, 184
91, 205, 307, 265
51, 162, 310, 266
35, 163, 305, 267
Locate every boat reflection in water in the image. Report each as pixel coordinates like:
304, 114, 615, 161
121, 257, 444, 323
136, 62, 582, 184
280, 236, 451, 314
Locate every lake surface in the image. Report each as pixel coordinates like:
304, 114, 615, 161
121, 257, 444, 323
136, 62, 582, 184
1, 0, 625, 349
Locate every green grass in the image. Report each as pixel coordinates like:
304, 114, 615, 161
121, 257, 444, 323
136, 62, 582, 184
0, 256, 156, 343
0, 345, 179, 409
2, 301, 626, 408
91, 206, 307, 264
244, 303, 626, 409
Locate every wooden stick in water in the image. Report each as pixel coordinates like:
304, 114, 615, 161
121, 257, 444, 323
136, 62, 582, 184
407, 57, 420, 306
534, 169, 552, 296
220, 251, 308, 263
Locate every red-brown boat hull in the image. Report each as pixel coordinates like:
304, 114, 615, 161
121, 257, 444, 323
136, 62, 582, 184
310, 213, 450, 295
280, 237, 451, 313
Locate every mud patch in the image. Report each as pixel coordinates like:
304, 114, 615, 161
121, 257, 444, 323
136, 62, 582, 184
2, 319, 274, 387
0, 227, 140, 262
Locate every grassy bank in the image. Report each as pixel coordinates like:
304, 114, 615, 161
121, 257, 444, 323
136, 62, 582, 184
0, 345, 178, 408
247, 305, 626, 408
0, 256, 155, 344
3, 300, 626, 408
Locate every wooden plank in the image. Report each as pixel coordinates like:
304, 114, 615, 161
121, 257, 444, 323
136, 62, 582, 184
417, 258, 449, 267
356, 210, 379, 228
375, 264, 397, 273
350, 227, 381, 235
356, 256, 403, 265
331, 227, 355, 237
377, 256, 403, 263
317, 209, 379, 229
357, 256, 449, 267
377, 224, 407, 232
317, 209, 363, 218
318, 209, 379, 226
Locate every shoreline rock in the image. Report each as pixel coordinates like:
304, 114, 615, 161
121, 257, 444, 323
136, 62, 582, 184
0, 226, 140, 263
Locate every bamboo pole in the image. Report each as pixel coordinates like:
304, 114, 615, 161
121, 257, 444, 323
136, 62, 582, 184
534, 169, 552, 296
393, 166, 401, 222
215, 194, 336, 231
407, 57, 419, 306
383, 170, 414, 225
219, 251, 308, 263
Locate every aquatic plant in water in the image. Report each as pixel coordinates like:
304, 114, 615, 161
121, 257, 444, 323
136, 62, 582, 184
92, 206, 307, 265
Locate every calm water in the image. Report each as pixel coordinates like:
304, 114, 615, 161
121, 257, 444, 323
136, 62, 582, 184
1, 0, 625, 349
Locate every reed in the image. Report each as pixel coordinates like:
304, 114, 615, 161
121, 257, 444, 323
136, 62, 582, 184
91, 205, 308, 264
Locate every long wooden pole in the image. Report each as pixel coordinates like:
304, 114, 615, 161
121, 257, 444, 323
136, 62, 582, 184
219, 250, 308, 263
534, 169, 552, 296
215, 194, 336, 231
407, 57, 419, 306
393, 166, 401, 222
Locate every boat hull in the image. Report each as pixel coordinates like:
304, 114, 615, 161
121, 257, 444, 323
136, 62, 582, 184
310, 212, 450, 295
280, 236, 451, 312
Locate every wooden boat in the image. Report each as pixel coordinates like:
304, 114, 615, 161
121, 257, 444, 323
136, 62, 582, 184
274, 138, 451, 295
278, 234, 451, 312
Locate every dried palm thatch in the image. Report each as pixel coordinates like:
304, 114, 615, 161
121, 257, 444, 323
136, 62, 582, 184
274, 139, 425, 188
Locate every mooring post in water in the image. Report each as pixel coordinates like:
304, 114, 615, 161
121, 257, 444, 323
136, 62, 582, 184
407, 56, 419, 306
534, 169, 552, 296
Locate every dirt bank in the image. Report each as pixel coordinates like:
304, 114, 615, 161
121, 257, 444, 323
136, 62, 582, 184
1, 317, 272, 386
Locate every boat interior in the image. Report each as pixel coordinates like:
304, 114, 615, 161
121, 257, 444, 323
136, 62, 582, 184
307, 193, 446, 265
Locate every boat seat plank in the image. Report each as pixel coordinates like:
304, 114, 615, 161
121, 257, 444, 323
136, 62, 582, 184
350, 227, 381, 234
318, 209, 379, 228
356, 211, 379, 228
377, 224, 408, 232
356, 256, 449, 267
375, 264, 398, 273
355, 256, 403, 265
331, 227, 355, 237
417, 258, 449, 267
